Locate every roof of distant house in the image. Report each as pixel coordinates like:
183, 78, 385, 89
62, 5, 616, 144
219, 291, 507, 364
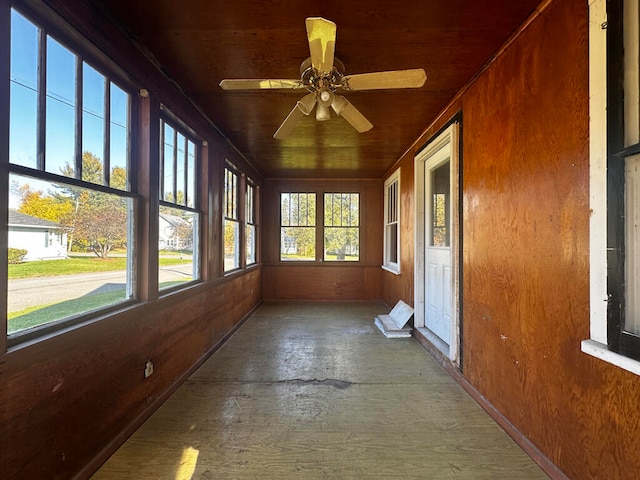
8, 210, 62, 228
159, 212, 190, 228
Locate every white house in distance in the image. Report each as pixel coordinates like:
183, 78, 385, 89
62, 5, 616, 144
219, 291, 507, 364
158, 212, 192, 252
8, 210, 68, 261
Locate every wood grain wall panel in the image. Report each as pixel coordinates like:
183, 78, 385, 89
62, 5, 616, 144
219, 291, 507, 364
262, 265, 382, 301
262, 178, 382, 301
0, 270, 261, 480
379, 0, 640, 477
457, 0, 640, 478
0, 2, 263, 478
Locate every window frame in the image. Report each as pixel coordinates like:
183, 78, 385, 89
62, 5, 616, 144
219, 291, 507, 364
5, 4, 140, 345
583, 0, 640, 375
383, 168, 401, 274
323, 192, 360, 262
245, 179, 257, 266
158, 111, 202, 292
279, 192, 317, 262
223, 162, 241, 272
278, 190, 361, 263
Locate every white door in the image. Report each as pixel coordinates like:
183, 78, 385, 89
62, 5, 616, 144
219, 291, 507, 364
414, 122, 459, 362
424, 151, 451, 344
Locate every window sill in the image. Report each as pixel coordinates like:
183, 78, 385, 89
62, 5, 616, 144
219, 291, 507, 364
381, 265, 400, 275
581, 339, 640, 377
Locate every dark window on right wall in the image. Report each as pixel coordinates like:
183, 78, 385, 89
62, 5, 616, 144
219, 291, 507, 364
607, 0, 640, 360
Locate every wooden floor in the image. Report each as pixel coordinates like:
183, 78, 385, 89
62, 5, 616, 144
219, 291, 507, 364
91, 302, 549, 479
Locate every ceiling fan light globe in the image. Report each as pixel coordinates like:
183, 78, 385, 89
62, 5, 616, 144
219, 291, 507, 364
296, 93, 317, 115
317, 87, 334, 107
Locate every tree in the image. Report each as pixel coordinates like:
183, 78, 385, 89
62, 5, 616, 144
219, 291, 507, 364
14, 183, 74, 222
58, 152, 129, 258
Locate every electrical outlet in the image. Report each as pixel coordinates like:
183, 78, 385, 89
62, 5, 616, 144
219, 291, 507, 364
144, 360, 154, 378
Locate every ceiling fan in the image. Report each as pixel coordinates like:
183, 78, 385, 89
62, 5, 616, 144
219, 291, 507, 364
219, 17, 427, 139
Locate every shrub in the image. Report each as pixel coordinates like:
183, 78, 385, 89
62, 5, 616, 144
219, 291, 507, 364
8, 248, 28, 264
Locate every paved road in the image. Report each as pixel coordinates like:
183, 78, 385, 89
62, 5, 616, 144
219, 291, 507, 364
8, 264, 194, 312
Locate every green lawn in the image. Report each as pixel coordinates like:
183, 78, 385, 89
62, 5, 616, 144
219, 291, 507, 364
8, 279, 191, 334
8, 255, 192, 279
280, 254, 358, 261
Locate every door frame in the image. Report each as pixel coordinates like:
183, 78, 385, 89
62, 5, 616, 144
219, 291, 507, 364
414, 121, 461, 364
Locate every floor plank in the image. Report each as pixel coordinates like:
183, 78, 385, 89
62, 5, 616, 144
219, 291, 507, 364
92, 301, 549, 479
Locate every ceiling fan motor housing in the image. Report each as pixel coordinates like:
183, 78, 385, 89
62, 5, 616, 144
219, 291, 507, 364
300, 56, 345, 91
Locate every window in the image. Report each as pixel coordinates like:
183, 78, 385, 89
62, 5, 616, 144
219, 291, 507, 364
246, 181, 257, 265
606, 0, 640, 360
279, 191, 360, 262
224, 165, 240, 271
584, 0, 640, 375
431, 163, 450, 247
280, 193, 316, 261
7, 8, 135, 338
383, 169, 400, 273
324, 193, 359, 262
159, 116, 200, 289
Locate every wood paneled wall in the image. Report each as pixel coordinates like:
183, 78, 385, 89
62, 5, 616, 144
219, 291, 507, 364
0, 1, 262, 479
0, 271, 262, 480
262, 179, 383, 301
383, 0, 640, 478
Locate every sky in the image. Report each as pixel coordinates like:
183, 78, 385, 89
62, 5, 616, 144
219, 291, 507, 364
9, 8, 198, 210
9, 9, 128, 192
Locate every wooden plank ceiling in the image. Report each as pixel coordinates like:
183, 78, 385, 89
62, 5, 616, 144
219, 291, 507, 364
99, 0, 541, 179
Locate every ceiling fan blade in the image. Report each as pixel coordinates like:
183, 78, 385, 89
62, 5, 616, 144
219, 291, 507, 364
331, 95, 373, 133
273, 93, 317, 139
306, 17, 336, 75
273, 106, 305, 139
341, 69, 427, 91
219, 79, 304, 90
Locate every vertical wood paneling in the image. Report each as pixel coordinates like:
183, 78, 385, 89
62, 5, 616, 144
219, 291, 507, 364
0, 271, 261, 480
0, 2, 263, 479
381, 1, 640, 478
457, 0, 640, 478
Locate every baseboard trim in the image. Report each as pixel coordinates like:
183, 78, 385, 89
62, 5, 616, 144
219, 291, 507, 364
412, 332, 569, 480
75, 301, 261, 480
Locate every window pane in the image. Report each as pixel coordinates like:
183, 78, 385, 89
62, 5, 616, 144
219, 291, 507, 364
280, 193, 316, 261
10, 10, 38, 169
281, 193, 315, 226
246, 224, 256, 265
625, 155, 640, 335
623, 0, 640, 146
7, 173, 134, 335
246, 184, 254, 224
281, 227, 315, 261
82, 63, 105, 184
162, 123, 175, 201
110, 82, 129, 188
324, 227, 359, 261
431, 162, 450, 247
224, 219, 240, 271
176, 133, 186, 205
225, 168, 238, 220
187, 140, 196, 208
159, 206, 198, 290
387, 223, 398, 264
46, 36, 77, 177
324, 193, 359, 261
